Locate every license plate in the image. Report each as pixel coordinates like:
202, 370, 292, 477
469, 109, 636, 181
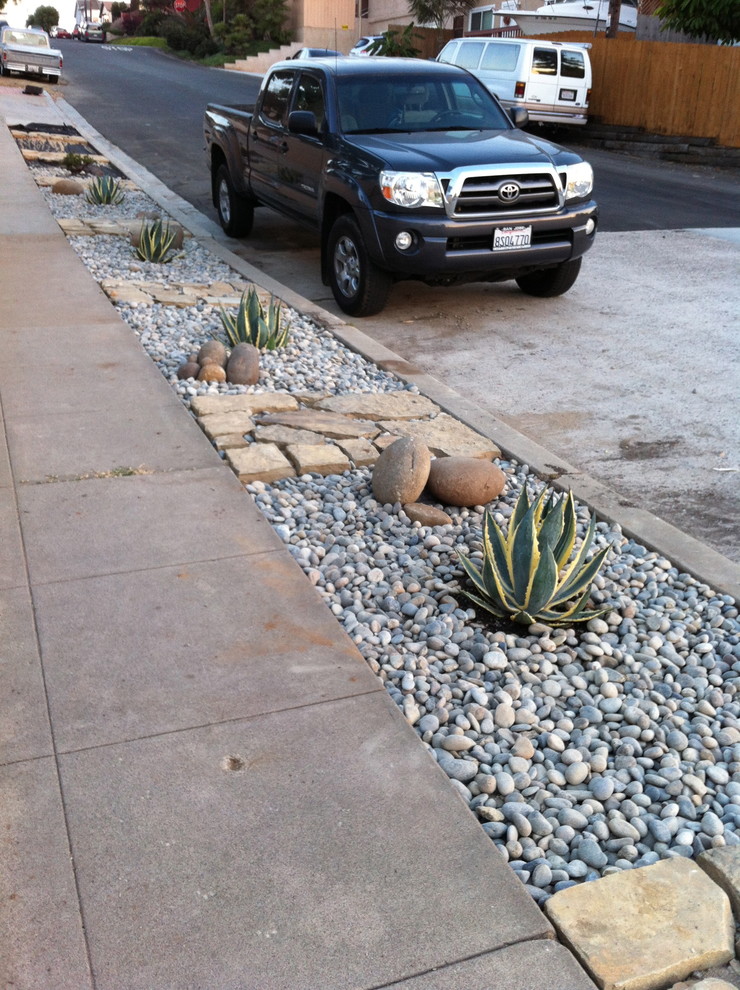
27, 65, 42, 73
560, 88, 577, 101
493, 225, 531, 250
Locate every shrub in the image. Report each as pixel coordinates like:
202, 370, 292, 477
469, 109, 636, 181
372, 24, 422, 57
158, 16, 211, 54
219, 286, 289, 350
63, 152, 94, 174
457, 486, 611, 626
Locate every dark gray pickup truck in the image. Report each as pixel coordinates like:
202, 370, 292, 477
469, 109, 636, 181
204, 57, 597, 316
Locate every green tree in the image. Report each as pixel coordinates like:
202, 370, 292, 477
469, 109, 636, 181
656, 0, 739, 42
26, 4, 59, 30
406, 0, 475, 31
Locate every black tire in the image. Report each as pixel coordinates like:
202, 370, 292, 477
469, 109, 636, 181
214, 163, 254, 238
515, 257, 582, 298
49, 75, 59, 84
327, 214, 391, 317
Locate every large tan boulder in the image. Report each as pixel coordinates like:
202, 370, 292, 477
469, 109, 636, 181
197, 339, 228, 369
51, 178, 85, 196
426, 456, 505, 507
372, 436, 430, 506
226, 342, 260, 385
197, 363, 226, 383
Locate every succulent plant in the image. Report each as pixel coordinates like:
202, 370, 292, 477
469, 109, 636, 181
86, 176, 125, 206
62, 151, 94, 174
457, 486, 611, 627
219, 286, 289, 350
135, 218, 178, 264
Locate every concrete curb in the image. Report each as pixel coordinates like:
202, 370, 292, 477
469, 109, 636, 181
54, 96, 739, 602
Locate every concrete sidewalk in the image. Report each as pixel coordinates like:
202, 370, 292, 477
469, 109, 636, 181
0, 90, 599, 988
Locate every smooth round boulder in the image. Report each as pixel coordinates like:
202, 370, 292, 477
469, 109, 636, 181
176, 361, 200, 380
226, 342, 260, 385
426, 456, 505, 507
372, 437, 431, 506
197, 339, 228, 369
197, 363, 227, 382
51, 178, 84, 196
403, 502, 453, 527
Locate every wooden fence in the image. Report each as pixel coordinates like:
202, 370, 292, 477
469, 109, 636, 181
587, 37, 740, 147
405, 26, 740, 147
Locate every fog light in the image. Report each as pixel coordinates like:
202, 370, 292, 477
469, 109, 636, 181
395, 231, 414, 251
586, 218, 595, 235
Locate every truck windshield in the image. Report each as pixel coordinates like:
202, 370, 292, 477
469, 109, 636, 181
337, 72, 511, 133
4, 29, 49, 46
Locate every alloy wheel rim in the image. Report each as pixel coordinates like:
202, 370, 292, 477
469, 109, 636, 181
334, 235, 360, 297
218, 180, 231, 225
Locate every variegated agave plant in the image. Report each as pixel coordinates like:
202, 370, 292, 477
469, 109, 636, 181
219, 286, 289, 350
86, 176, 125, 206
457, 487, 611, 627
135, 218, 178, 263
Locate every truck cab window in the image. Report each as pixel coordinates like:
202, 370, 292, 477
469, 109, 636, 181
260, 71, 294, 125
295, 74, 326, 131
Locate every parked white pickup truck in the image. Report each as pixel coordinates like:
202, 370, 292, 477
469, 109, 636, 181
0, 26, 62, 83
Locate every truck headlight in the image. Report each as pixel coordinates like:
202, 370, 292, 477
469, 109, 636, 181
380, 170, 443, 209
564, 161, 593, 201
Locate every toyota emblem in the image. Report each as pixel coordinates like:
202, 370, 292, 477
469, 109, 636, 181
499, 182, 520, 203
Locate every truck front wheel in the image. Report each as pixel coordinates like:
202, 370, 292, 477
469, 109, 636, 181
215, 164, 253, 238
516, 257, 582, 298
328, 215, 391, 317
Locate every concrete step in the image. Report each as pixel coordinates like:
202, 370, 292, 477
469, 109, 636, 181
227, 42, 302, 73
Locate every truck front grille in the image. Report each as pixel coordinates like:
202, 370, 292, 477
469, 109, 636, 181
442, 164, 563, 219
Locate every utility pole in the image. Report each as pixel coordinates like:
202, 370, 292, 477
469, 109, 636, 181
606, 0, 621, 37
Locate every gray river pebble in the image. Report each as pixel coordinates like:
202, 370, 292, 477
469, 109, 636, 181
47, 175, 740, 902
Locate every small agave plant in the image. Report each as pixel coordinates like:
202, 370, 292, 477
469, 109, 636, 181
458, 486, 611, 627
219, 286, 289, 350
86, 175, 125, 206
135, 218, 179, 264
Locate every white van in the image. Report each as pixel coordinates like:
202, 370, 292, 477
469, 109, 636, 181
436, 37, 591, 126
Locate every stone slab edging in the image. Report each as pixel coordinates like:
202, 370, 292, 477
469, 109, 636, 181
7, 94, 736, 990
53, 97, 739, 602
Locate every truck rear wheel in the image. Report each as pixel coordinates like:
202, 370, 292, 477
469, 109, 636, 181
215, 164, 253, 238
327, 214, 391, 317
516, 257, 582, 298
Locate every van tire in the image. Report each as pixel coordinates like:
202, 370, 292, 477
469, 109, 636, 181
215, 164, 253, 238
516, 257, 582, 297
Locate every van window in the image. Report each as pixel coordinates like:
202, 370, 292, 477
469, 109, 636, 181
437, 41, 458, 63
561, 50, 586, 78
532, 48, 558, 75
456, 41, 486, 69
481, 42, 519, 72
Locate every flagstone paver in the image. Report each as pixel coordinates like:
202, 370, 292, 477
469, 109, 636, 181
545, 858, 735, 990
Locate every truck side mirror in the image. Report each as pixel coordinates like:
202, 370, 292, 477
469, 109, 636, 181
509, 107, 529, 129
288, 110, 319, 136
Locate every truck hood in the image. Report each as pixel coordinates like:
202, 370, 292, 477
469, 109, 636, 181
343, 127, 580, 172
